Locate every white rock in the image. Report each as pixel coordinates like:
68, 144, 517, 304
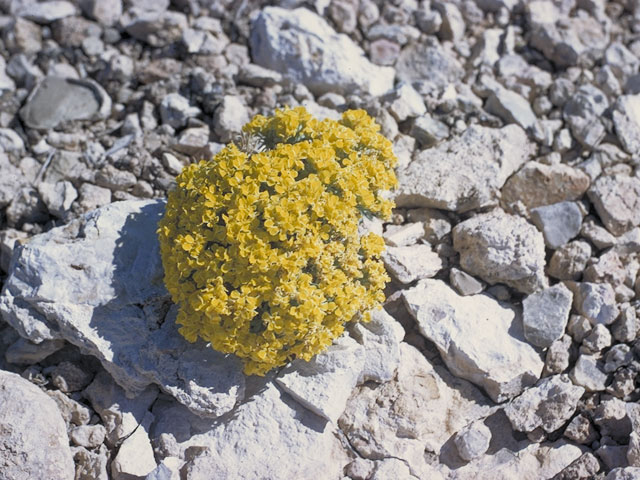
451, 440, 583, 479
383, 222, 425, 247
85, 371, 159, 445
213, 95, 249, 143
452, 209, 547, 294
165, 382, 345, 479
570, 354, 609, 392
522, 284, 573, 348
250, 7, 394, 96
370, 458, 425, 480
569, 282, 620, 326
275, 335, 365, 423
394, 125, 534, 212
0, 200, 246, 417
0, 128, 25, 154
385, 83, 427, 122
504, 375, 585, 433
80, 0, 122, 26
454, 421, 492, 462
69, 424, 107, 449
485, 87, 539, 132
613, 95, 640, 154
160, 93, 201, 129
402, 279, 544, 402
0, 370, 75, 479
339, 343, 492, 477
73, 445, 109, 480
37, 180, 78, 218
15, 0, 76, 23
383, 244, 443, 284
350, 307, 405, 384
111, 412, 157, 480
588, 173, 640, 236
0, 153, 27, 208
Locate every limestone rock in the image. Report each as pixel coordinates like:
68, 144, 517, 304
250, 7, 394, 96
402, 280, 544, 402
382, 244, 443, 284
275, 335, 365, 423
394, 125, 534, 212
530, 202, 584, 249
588, 173, 640, 236
395, 37, 463, 91
0, 370, 75, 480
452, 209, 547, 294
454, 421, 492, 462
504, 375, 584, 433
522, 284, 573, 348
613, 95, 640, 154
569, 282, 620, 326
111, 412, 157, 480
570, 354, 609, 392
0, 200, 245, 417
339, 344, 492, 477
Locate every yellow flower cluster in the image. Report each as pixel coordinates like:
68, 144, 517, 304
158, 106, 397, 375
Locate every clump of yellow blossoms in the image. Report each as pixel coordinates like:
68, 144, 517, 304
158, 106, 397, 375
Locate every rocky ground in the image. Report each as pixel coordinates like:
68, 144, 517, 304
0, 0, 639, 479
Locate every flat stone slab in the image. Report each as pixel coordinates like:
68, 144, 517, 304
402, 279, 544, 402
0, 199, 245, 418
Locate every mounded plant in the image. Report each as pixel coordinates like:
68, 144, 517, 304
158, 106, 397, 375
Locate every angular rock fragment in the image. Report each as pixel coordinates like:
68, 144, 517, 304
250, 7, 394, 96
20, 76, 111, 130
504, 375, 584, 433
530, 202, 584, 249
0, 370, 75, 480
275, 335, 365, 423
395, 37, 463, 91
522, 284, 573, 348
452, 209, 547, 294
569, 282, 620, 326
395, 125, 534, 212
613, 95, 640, 154
454, 421, 492, 462
0, 200, 246, 417
570, 354, 608, 392
382, 244, 443, 284
588, 174, 640, 236
402, 280, 544, 402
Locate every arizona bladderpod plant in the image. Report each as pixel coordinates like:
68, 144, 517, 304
158, 106, 397, 375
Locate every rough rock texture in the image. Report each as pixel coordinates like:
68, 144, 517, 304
394, 125, 534, 212
522, 284, 573, 348
382, 244, 443, 284
339, 344, 491, 478
452, 209, 547, 294
250, 7, 394, 96
0, 200, 246, 417
588, 174, 640, 236
0, 370, 75, 479
402, 280, 544, 402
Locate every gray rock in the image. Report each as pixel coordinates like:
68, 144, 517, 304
250, 7, 393, 96
275, 335, 364, 423
20, 76, 111, 130
606, 467, 640, 480
0, 200, 246, 417
237, 63, 282, 87
125, 10, 188, 47
588, 174, 640, 236
563, 414, 598, 444
0, 228, 28, 273
73, 445, 109, 480
570, 282, 620, 326
612, 306, 638, 343
454, 421, 492, 462
349, 307, 405, 384
433, 1, 465, 42
385, 83, 426, 122
0, 128, 25, 154
80, 0, 122, 26
485, 87, 539, 133
85, 370, 158, 445
0, 370, 75, 479
570, 354, 608, 391
38, 180, 78, 218
6, 186, 49, 228
395, 37, 464, 91
395, 125, 534, 212
504, 375, 585, 433
581, 324, 612, 354
52, 361, 93, 392
0, 153, 26, 208
70, 424, 107, 449
213, 95, 249, 143
46, 390, 92, 426
160, 93, 201, 130
4, 336, 65, 364
543, 334, 573, 375
501, 161, 591, 211
402, 279, 544, 402
410, 114, 450, 148
450, 268, 485, 296
604, 344, 633, 373
452, 209, 547, 294
15, 0, 76, 23
551, 453, 601, 480
628, 432, 640, 467
530, 202, 584, 249
77, 183, 112, 212
547, 241, 592, 281
339, 343, 491, 476
613, 94, 640, 155
95, 164, 137, 191
522, 284, 573, 348
382, 244, 443, 284
563, 85, 608, 149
